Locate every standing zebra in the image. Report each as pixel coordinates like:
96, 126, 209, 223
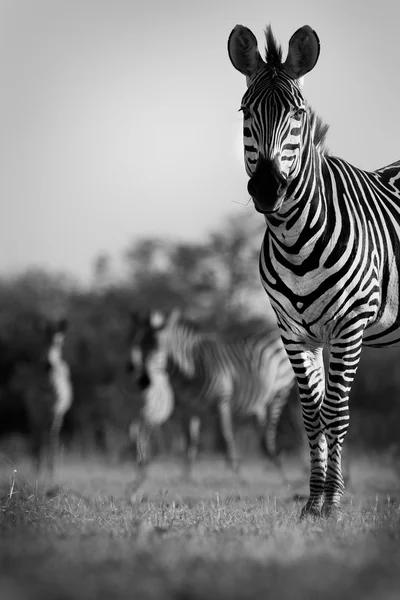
228, 23, 400, 518
128, 309, 299, 479
127, 323, 177, 471
22, 317, 73, 476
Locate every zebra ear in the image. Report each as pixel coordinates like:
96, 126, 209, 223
57, 317, 68, 333
150, 310, 165, 329
167, 308, 181, 328
228, 25, 264, 82
283, 25, 320, 80
131, 310, 146, 327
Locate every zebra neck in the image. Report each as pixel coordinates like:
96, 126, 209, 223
48, 342, 70, 383
265, 147, 328, 255
167, 324, 199, 378
49, 349, 67, 372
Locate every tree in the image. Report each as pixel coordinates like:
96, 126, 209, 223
92, 253, 113, 291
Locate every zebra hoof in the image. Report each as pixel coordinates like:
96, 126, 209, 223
227, 460, 240, 475
232, 464, 241, 476
180, 471, 194, 483
321, 503, 343, 521
299, 502, 323, 520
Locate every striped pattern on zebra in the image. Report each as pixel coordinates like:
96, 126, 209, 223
228, 24, 400, 517
25, 317, 73, 476
128, 309, 298, 479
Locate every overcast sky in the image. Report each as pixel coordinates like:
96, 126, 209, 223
1, 0, 399, 282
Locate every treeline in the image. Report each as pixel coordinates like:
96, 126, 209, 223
0, 212, 399, 460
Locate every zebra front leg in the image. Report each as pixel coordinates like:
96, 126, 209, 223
182, 416, 201, 480
128, 419, 149, 475
135, 420, 152, 482
217, 400, 240, 474
47, 412, 63, 480
126, 419, 149, 498
285, 344, 326, 518
321, 340, 361, 517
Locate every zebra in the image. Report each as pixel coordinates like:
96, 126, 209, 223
127, 309, 300, 480
126, 332, 177, 471
228, 23, 400, 518
20, 317, 73, 476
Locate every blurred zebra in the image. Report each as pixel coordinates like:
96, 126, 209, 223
127, 309, 300, 479
126, 315, 201, 476
127, 347, 175, 468
17, 317, 73, 476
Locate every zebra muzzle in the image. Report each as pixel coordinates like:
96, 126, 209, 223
248, 155, 288, 214
138, 372, 151, 390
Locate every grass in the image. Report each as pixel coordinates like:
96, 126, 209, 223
1, 454, 400, 599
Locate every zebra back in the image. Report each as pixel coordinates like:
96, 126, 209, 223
152, 312, 296, 420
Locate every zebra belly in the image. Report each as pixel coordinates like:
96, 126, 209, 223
50, 369, 73, 414
363, 317, 400, 347
266, 272, 400, 348
261, 246, 400, 342
142, 374, 174, 425
363, 269, 400, 347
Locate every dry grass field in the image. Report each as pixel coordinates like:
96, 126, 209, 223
1, 452, 400, 600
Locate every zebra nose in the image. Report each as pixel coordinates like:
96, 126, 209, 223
248, 154, 287, 211
138, 373, 151, 390
247, 177, 259, 198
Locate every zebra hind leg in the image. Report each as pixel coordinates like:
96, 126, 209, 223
31, 430, 45, 478
261, 395, 290, 486
182, 416, 201, 481
218, 400, 240, 474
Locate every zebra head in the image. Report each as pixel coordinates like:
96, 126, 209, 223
128, 310, 180, 389
228, 24, 320, 215
44, 317, 68, 372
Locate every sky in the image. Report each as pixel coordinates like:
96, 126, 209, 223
0, 0, 399, 283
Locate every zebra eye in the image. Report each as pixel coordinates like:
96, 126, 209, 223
239, 106, 251, 120
291, 108, 305, 119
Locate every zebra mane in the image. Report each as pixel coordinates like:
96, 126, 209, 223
307, 106, 330, 155
167, 317, 199, 378
264, 25, 282, 66
166, 315, 216, 379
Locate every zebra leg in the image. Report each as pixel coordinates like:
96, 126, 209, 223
32, 429, 45, 476
125, 420, 149, 497
290, 393, 310, 476
342, 444, 351, 487
217, 400, 240, 473
182, 416, 201, 480
263, 393, 289, 484
321, 340, 361, 517
285, 345, 326, 518
128, 420, 140, 462
47, 412, 63, 479
136, 420, 151, 480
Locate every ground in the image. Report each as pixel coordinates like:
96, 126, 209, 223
1, 452, 400, 600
